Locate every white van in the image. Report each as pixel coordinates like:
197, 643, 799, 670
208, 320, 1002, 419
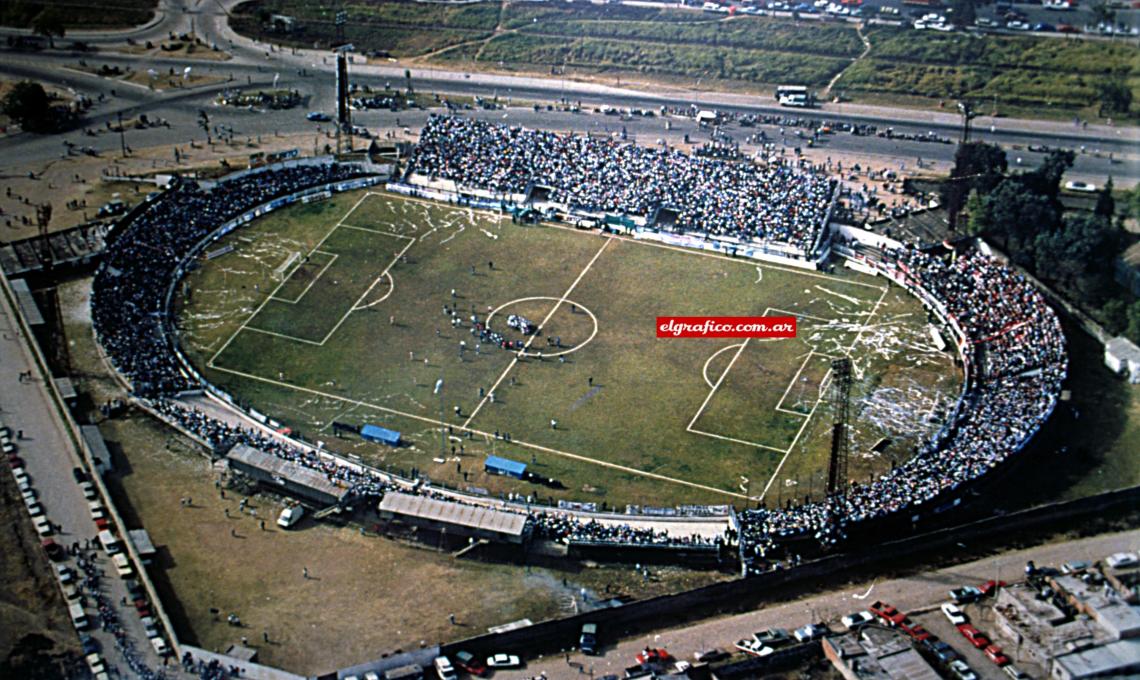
112, 553, 133, 578
98, 529, 122, 554
33, 516, 53, 537
277, 505, 304, 528
433, 656, 458, 680
69, 602, 89, 630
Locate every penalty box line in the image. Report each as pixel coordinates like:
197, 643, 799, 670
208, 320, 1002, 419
207, 363, 748, 500
208, 191, 376, 368
461, 235, 614, 429
756, 283, 890, 502
270, 251, 338, 305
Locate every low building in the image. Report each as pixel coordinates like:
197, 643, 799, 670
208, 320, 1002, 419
225, 444, 349, 507
1051, 575, 1140, 640
360, 424, 400, 447
377, 492, 530, 545
1051, 638, 1140, 679
1104, 337, 1140, 384
822, 626, 940, 680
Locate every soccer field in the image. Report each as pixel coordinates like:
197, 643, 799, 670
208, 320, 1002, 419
176, 190, 961, 507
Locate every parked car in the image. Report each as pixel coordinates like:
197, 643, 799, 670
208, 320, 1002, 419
306, 111, 331, 122
452, 651, 486, 677
956, 623, 990, 649
754, 628, 792, 646
985, 644, 1011, 666
42, 539, 65, 561
693, 648, 729, 663
72, 467, 88, 483
841, 611, 874, 630
580, 622, 599, 655
941, 602, 968, 625
486, 653, 521, 669
1105, 552, 1138, 569
1064, 180, 1098, 193
794, 623, 829, 642
929, 640, 959, 663
635, 648, 671, 665
950, 586, 984, 604
734, 639, 773, 657
979, 580, 1007, 597
949, 659, 978, 680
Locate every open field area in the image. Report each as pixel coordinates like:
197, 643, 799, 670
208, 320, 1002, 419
0, 0, 155, 29
173, 189, 960, 508
231, 0, 1139, 121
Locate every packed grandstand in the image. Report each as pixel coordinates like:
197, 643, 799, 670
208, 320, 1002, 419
408, 114, 838, 255
89, 123, 1066, 567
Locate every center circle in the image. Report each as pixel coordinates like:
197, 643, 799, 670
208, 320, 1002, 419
485, 296, 598, 358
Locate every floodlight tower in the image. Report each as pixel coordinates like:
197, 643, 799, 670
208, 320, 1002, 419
957, 100, 977, 144
826, 358, 853, 497
333, 43, 355, 153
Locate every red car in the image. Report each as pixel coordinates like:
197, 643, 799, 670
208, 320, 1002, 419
636, 648, 672, 665
453, 650, 487, 677
866, 602, 902, 625
94, 518, 111, 530
8, 455, 25, 469
899, 620, 932, 642
985, 644, 1010, 666
42, 539, 66, 561
956, 624, 990, 649
979, 580, 1008, 597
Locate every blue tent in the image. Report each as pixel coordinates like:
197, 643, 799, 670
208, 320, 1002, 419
485, 455, 527, 479
360, 424, 400, 447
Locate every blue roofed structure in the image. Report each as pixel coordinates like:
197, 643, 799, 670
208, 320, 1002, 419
360, 424, 400, 447
484, 455, 527, 479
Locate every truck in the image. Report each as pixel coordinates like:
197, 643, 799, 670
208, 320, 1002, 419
580, 622, 599, 655
277, 504, 304, 528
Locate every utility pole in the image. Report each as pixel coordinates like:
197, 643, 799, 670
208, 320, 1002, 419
117, 111, 128, 157
957, 100, 976, 144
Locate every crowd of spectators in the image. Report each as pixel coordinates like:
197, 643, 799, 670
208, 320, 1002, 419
90, 150, 1063, 568
409, 115, 836, 253
92, 163, 369, 398
738, 247, 1066, 574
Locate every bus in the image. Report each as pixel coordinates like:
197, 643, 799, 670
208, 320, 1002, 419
775, 86, 814, 108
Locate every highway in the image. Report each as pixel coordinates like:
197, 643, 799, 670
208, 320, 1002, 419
0, 0, 1135, 186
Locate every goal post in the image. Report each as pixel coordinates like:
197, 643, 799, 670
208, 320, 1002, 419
273, 251, 301, 282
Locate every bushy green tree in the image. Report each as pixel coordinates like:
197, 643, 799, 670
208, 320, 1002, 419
2, 81, 54, 132
1033, 212, 1119, 302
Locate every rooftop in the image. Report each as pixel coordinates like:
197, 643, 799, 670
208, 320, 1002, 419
378, 492, 529, 538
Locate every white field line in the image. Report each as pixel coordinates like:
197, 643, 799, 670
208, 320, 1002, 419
687, 427, 788, 454
756, 283, 890, 500
773, 351, 818, 416
686, 337, 750, 431
208, 363, 748, 499
270, 252, 339, 304
241, 326, 325, 346
316, 236, 415, 345
461, 236, 613, 428
338, 224, 413, 239
385, 190, 885, 290
701, 342, 746, 389
209, 191, 375, 367
758, 378, 830, 502
354, 272, 395, 310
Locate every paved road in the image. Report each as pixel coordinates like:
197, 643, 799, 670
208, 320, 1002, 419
0, 285, 168, 679
492, 527, 1140, 679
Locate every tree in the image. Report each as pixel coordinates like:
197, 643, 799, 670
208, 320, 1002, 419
30, 8, 65, 48
1097, 79, 1132, 117
1019, 149, 1074, 202
404, 68, 413, 94
969, 178, 1059, 266
2, 81, 54, 133
1033, 212, 1119, 301
948, 0, 977, 27
1090, 1, 1116, 28
943, 141, 1006, 230
1095, 177, 1115, 219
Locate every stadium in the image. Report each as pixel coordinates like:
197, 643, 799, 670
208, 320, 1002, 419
90, 113, 1065, 581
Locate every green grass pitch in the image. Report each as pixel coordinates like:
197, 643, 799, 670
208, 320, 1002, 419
175, 190, 961, 508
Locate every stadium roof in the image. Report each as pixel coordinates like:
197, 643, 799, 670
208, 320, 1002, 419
226, 444, 347, 502
378, 492, 529, 538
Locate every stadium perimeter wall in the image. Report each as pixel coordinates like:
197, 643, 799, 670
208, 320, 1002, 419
435, 485, 1140, 665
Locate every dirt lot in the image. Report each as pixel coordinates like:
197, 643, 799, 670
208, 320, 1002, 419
0, 458, 82, 678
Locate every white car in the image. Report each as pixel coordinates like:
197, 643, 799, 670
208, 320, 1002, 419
841, 610, 874, 630
80, 481, 97, 500
941, 602, 968, 625
1106, 552, 1138, 569
1064, 180, 1098, 193
486, 653, 521, 668
734, 639, 774, 656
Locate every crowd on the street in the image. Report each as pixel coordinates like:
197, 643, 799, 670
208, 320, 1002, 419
738, 246, 1066, 574
409, 114, 837, 253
